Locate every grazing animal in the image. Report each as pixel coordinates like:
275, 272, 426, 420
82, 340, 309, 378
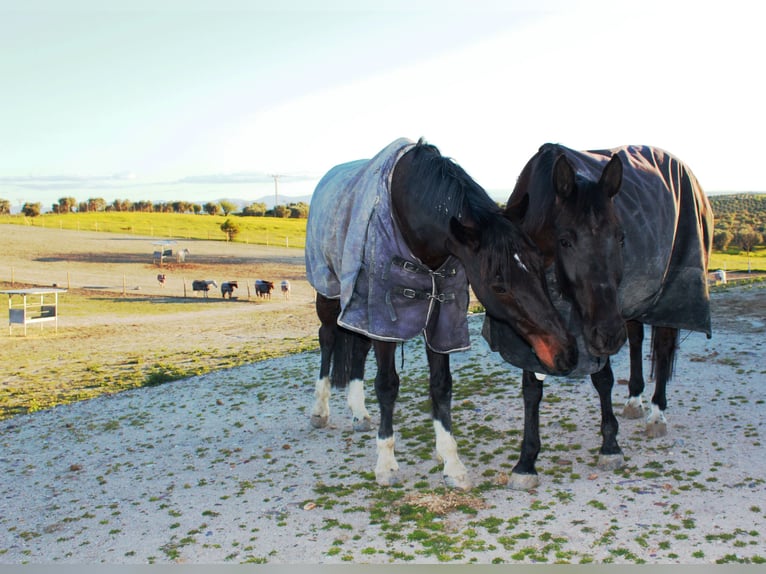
305, 137, 577, 489
221, 281, 238, 299
157, 273, 166, 287
255, 280, 275, 299
177, 248, 190, 263
483, 143, 713, 490
191, 279, 218, 298
280, 280, 291, 300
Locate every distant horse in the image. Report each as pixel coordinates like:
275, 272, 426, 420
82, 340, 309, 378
255, 280, 275, 299
484, 144, 712, 490
176, 248, 190, 263
280, 280, 291, 300
305, 138, 577, 490
157, 273, 166, 287
221, 281, 238, 299
192, 279, 218, 298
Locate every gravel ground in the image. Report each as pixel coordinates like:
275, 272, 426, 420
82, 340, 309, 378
1, 284, 764, 564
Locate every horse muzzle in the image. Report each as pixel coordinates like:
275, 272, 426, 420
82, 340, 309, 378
585, 322, 627, 358
528, 332, 578, 376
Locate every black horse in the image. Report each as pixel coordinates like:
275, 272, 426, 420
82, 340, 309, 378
305, 138, 577, 490
484, 143, 713, 490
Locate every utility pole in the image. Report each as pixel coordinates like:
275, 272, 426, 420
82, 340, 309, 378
271, 174, 281, 211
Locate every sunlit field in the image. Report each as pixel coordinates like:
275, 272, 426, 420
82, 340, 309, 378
0, 212, 307, 249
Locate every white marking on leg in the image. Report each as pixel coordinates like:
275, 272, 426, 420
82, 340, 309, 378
375, 436, 399, 486
434, 420, 472, 490
310, 377, 331, 428
347, 378, 372, 431
647, 403, 666, 426
623, 394, 645, 419
534, 373, 547, 382
646, 402, 668, 438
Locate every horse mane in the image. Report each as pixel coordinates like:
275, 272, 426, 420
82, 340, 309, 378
405, 139, 526, 280
406, 138, 501, 227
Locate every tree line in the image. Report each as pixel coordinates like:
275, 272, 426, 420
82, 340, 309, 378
708, 193, 765, 253
0, 196, 309, 219
1, 193, 763, 253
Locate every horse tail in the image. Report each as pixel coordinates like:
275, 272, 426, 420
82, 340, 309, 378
650, 326, 680, 383
329, 328, 356, 388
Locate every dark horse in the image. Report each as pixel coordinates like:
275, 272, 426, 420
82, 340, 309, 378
305, 138, 577, 489
484, 143, 713, 489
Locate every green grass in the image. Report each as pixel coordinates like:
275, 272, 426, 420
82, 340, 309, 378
710, 245, 766, 273
0, 211, 308, 249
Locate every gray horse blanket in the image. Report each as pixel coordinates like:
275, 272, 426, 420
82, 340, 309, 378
305, 138, 471, 353
483, 144, 713, 375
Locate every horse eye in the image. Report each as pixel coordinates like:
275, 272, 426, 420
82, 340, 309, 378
559, 238, 572, 248
491, 284, 508, 294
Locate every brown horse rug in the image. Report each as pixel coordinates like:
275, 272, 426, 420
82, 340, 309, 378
305, 138, 471, 353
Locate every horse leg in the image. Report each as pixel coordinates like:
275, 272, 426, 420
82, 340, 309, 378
347, 336, 372, 431
427, 347, 471, 491
622, 320, 647, 419
373, 341, 401, 486
591, 358, 624, 470
646, 326, 678, 438
509, 370, 545, 490
310, 295, 339, 429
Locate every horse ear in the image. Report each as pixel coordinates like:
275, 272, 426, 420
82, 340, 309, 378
599, 154, 623, 198
449, 217, 481, 251
505, 193, 529, 223
552, 155, 576, 200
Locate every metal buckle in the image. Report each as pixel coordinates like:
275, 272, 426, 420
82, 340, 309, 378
401, 288, 417, 299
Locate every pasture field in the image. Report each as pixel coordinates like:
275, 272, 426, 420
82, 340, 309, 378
0, 224, 318, 420
0, 221, 763, 420
0, 212, 307, 249
1, 212, 764, 273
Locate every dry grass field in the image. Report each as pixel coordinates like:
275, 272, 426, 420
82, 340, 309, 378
0, 224, 319, 418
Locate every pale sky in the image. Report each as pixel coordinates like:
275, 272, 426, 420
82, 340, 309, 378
1, 0, 764, 211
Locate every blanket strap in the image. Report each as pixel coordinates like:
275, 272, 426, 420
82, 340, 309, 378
390, 286, 456, 303
391, 255, 458, 278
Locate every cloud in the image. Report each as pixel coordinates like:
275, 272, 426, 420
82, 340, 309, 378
0, 173, 140, 190
177, 171, 317, 185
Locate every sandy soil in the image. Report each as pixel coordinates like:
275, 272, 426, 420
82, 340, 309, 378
0, 224, 765, 564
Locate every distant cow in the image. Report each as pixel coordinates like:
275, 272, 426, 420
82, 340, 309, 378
221, 281, 238, 299
280, 280, 291, 300
157, 273, 166, 287
255, 280, 275, 299
192, 279, 218, 298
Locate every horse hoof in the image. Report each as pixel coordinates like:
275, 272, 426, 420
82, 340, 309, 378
310, 414, 328, 429
376, 471, 400, 487
646, 420, 667, 438
444, 473, 472, 491
622, 403, 645, 420
508, 472, 540, 491
352, 416, 372, 432
597, 453, 625, 471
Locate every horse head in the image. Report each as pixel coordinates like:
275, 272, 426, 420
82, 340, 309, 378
550, 152, 626, 357
447, 207, 577, 375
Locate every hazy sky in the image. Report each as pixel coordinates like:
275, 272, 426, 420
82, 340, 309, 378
1, 0, 764, 210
